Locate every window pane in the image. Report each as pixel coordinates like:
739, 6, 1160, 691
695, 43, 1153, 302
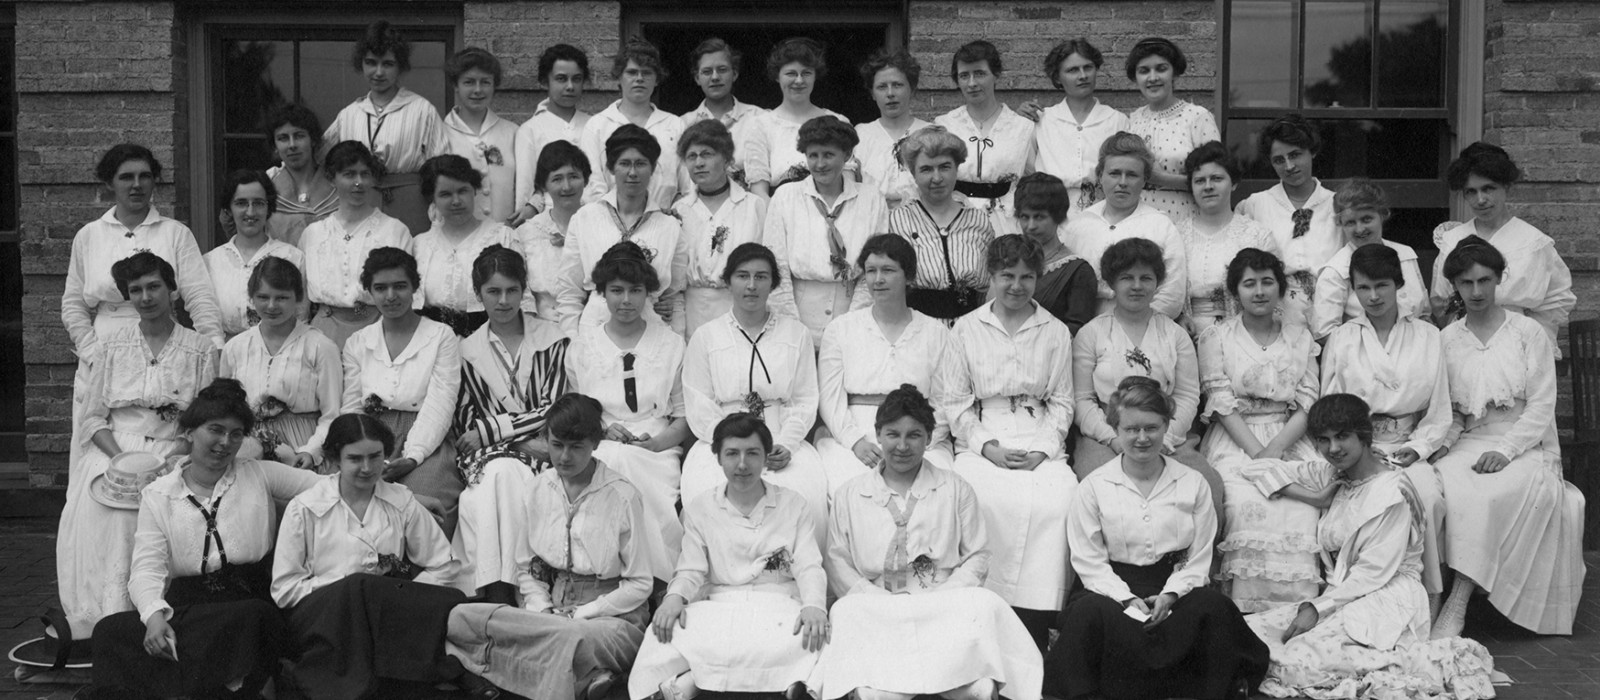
1303, 1, 1372, 108
1377, 0, 1447, 108
0, 137, 13, 231
223, 41, 293, 134
225, 136, 276, 175
300, 40, 449, 140
1227, 117, 1449, 180
1227, 1, 1296, 108
0, 31, 12, 133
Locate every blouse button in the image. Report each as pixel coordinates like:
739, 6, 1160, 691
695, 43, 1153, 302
1143, 515, 1151, 522
1076, 126, 1083, 132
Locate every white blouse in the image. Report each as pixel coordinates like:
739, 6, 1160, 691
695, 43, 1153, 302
682, 99, 766, 179
271, 475, 460, 608
742, 108, 848, 188
1307, 470, 1422, 628
340, 317, 462, 462
567, 322, 686, 434
683, 312, 817, 452
83, 324, 219, 439
298, 209, 415, 308
1128, 101, 1220, 220
579, 101, 687, 206
1062, 200, 1188, 319
1432, 217, 1575, 353
1072, 313, 1199, 449
413, 220, 518, 312
855, 118, 930, 206
512, 100, 593, 210
443, 108, 521, 221
1310, 241, 1430, 339
1321, 315, 1452, 457
673, 184, 769, 288
670, 484, 826, 610
555, 192, 690, 335
1196, 316, 1320, 419
764, 177, 888, 311
827, 464, 989, 596
220, 323, 343, 455
1032, 99, 1130, 193
512, 211, 567, 315
1070, 457, 1217, 602
934, 104, 1037, 230
1235, 183, 1342, 277
819, 308, 953, 453
324, 88, 447, 175
941, 303, 1076, 458
203, 237, 306, 337
1441, 312, 1558, 460
514, 463, 653, 618
1177, 215, 1278, 304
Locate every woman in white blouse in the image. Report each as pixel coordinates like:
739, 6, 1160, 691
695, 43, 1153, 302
1235, 115, 1341, 327
681, 243, 829, 544
298, 140, 416, 349
934, 40, 1037, 235
340, 247, 464, 536
512, 44, 594, 226
271, 413, 463, 699
1062, 132, 1187, 319
323, 21, 447, 234
1410, 238, 1585, 638
1308, 178, 1429, 339
822, 385, 1042, 700
674, 119, 769, 335
263, 104, 338, 246
1033, 38, 1130, 215
204, 169, 305, 340
855, 49, 929, 208
631, 413, 828, 700
890, 126, 995, 324
87, 379, 319, 699
221, 257, 341, 470
746, 38, 848, 196
941, 235, 1077, 648
1177, 142, 1277, 334
1124, 37, 1220, 221
513, 140, 590, 321
413, 154, 516, 336
579, 39, 687, 207
441, 47, 519, 223
1043, 376, 1267, 700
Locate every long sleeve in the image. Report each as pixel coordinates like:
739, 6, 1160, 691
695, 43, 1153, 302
667, 223, 690, 336
1308, 501, 1410, 619
943, 478, 990, 590
1497, 327, 1558, 459
665, 507, 712, 603
1402, 257, 1431, 321
1196, 325, 1237, 419
816, 321, 857, 449
1072, 324, 1116, 444
172, 227, 227, 347
340, 343, 364, 415
1069, 482, 1134, 602
1153, 235, 1187, 320
1310, 266, 1349, 340
1406, 342, 1453, 457
401, 332, 462, 463
1162, 477, 1217, 599
513, 125, 540, 209
825, 493, 875, 597
61, 235, 96, 356
579, 120, 612, 203
304, 339, 345, 457
744, 119, 774, 187
261, 459, 325, 500
777, 332, 819, 451
405, 496, 462, 588
1030, 340, 1076, 457
942, 335, 997, 454
1166, 333, 1201, 451
573, 492, 653, 619
81, 355, 113, 438
791, 507, 829, 610
682, 333, 720, 441
513, 503, 556, 612
554, 233, 588, 335
270, 502, 317, 608
1528, 241, 1576, 349
763, 203, 800, 321
128, 500, 175, 622
1062, 265, 1099, 336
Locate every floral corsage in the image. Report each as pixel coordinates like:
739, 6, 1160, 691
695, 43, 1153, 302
362, 394, 390, 416
154, 403, 183, 423
710, 225, 730, 253
763, 547, 793, 574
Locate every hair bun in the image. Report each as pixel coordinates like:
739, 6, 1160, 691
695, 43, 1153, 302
199, 377, 250, 405
1460, 142, 1510, 161
601, 240, 649, 264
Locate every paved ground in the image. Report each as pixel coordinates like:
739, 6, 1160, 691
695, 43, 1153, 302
1, 516, 1596, 699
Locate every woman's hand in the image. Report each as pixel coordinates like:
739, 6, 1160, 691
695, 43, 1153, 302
291, 452, 318, 470
1008, 451, 1046, 471
143, 614, 179, 662
794, 605, 830, 652
1473, 451, 1510, 474
653, 297, 675, 320
1253, 443, 1286, 461
516, 438, 551, 463
551, 604, 578, 618
1389, 448, 1421, 467
852, 438, 883, 469
1282, 602, 1320, 642
508, 202, 540, 228
1124, 596, 1152, 618
383, 458, 419, 481
455, 429, 485, 454
1428, 446, 1450, 463
980, 441, 1010, 469
1016, 100, 1044, 122
1144, 592, 1179, 629
766, 445, 792, 471
651, 595, 688, 642
605, 423, 637, 444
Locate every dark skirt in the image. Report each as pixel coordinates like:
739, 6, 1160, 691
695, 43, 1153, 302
1042, 559, 1268, 700
285, 573, 467, 700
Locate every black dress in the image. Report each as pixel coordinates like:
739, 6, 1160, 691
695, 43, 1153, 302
1033, 254, 1097, 337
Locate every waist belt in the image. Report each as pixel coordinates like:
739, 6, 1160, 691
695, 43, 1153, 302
955, 180, 1012, 199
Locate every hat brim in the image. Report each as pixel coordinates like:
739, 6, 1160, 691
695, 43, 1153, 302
87, 476, 140, 511
7, 636, 93, 669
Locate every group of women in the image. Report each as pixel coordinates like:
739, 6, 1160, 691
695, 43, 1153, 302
47, 19, 1586, 700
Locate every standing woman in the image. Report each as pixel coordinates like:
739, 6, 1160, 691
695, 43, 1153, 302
1177, 142, 1277, 334
442, 47, 519, 223
674, 119, 769, 335
888, 126, 994, 324
512, 44, 593, 227
205, 169, 306, 340
1125, 38, 1220, 221
1012, 173, 1097, 335
1309, 178, 1429, 339
941, 235, 1078, 650
340, 247, 465, 536
935, 40, 1037, 235
764, 116, 888, 342
745, 38, 848, 196
1033, 38, 1130, 215
298, 140, 415, 349
681, 38, 766, 186
1236, 114, 1341, 327
514, 141, 591, 321
1063, 132, 1187, 319
580, 38, 687, 206
413, 154, 516, 337
1410, 238, 1585, 638
263, 104, 338, 246
324, 21, 447, 234
1431, 142, 1575, 354
221, 258, 342, 470
855, 49, 930, 208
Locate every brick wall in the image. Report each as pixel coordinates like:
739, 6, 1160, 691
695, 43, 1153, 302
463, 0, 623, 121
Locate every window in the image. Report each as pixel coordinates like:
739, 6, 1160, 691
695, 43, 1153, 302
1222, 0, 1456, 254
0, 23, 22, 462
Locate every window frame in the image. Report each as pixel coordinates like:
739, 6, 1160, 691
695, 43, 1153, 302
622, 0, 905, 44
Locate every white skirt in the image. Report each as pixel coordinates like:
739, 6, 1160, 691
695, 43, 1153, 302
814, 404, 953, 498
628, 590, 821, 698
452, 457, 536, 592
681, 439, 829, 549
595, 441, 685, 582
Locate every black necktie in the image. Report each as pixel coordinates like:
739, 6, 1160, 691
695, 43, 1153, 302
622, 352, 638, 413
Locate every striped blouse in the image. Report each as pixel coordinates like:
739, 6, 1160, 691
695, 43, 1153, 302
323, 88, 447, 175
940, 302, 1076, 458
888, 201, 995, 292
454, 314, 571, 450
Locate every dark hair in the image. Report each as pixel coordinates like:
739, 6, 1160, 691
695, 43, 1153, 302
322, 413, 396, 462
546, 393, 605, 443
1097, 131, 1155, 180
112, 252, 176, 299
323, 140, 387, 181
351, 21, 411, 73
1442, 235, 1507, 282
1182, 141, 1240, 183
1333, 177, 1390, 219
1226, 248, 1288, 299
857, 233, 918, 282
179, 378, 256, 433
1044, 39, 1104, 88
1013, 172, 1070, 224
767, 37, 827, 81
447, 47, 502, 87
1446, 141, 1522, 190
262, 103, 324, 153
1106, 376, 1173, 427
219, 169, 279, 216
472, 243, 527, 291
861, 48, 921, 90
248, 255, 306, 301
986, 234, 1045, 276
1349, 243, 1405, 287
361, 246, 420, 289
951, 40, 1003, 82
796, 115, 859, 154
592, 240, 661, 294
538, 43, 591, 84
1125, 37, 1187, 81
613, 37, 667, 80
721, 242, 782, 287
711, 413, 773, 454
1307, 394, 1374, 447
678, 119, 736, 162
96, 143, 162, 184
535, 140, 592, 191
420, 154, 483, 199
1258, 113, 1320, 160
690, 37, 742, 75
605, 124, 662, 170
875, 383, 937, 434
1100, 237, 1166, 286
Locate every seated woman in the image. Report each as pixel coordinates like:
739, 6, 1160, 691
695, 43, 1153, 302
1410, 237, 1586, 637
942, 234, 1077, 649
816, 233, 954, 494
674, 119, 769, 335
888, 125, 995, 324
1043, 376, 1267, 700
88, 379, 320, 699
1248, 394, 1495, 699
204, 169, 306, 340
1176, 142, 1277, 334
340, 247, 464, 536
1012, 172, 1097, 335
934, 40, 1037, 235
630, 413, 828, 700
221, 257, 342, 470
1308, 178, 1428, 339
1196, 248, 1330, 613
822, 385, 1043, 700
413, 154, 517, 337
681, 243, 830, 542
568, 241, 691, 580
448, 394, 651, 700
452, 244, 570, 601
271, 413, 463, 700
1062, 132, 1186, 319
514, 140, 592, 321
